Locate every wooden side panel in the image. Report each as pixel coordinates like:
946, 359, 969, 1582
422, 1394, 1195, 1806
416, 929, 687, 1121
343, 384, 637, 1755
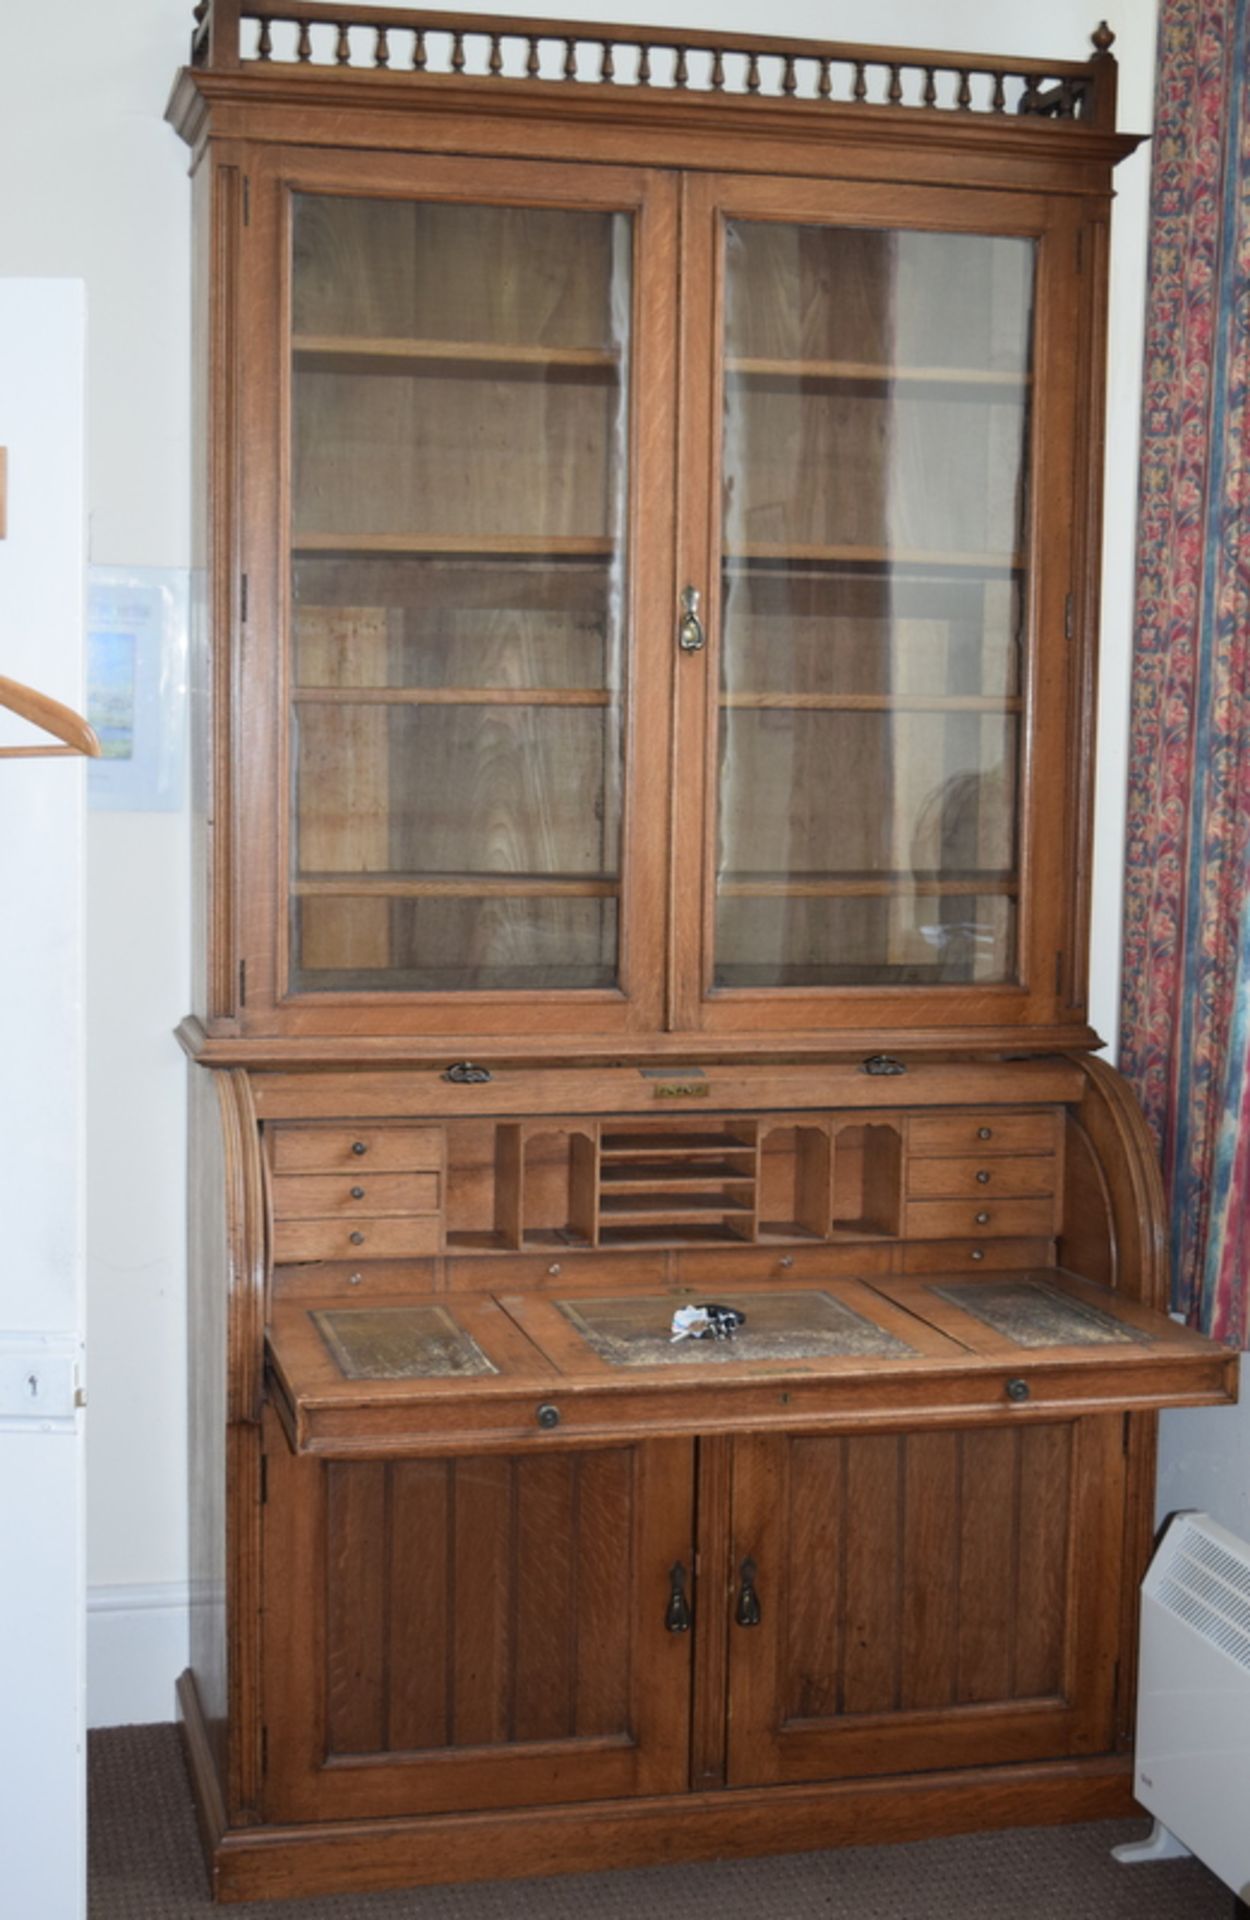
727, 1418, 1123, 1787
187, 1064, 267, 1825
263, 1437, 693, 1822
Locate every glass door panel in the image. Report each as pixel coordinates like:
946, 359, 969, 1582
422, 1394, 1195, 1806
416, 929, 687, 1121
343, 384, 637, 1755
287, 195, 632, 994
714, 221, 1035, 991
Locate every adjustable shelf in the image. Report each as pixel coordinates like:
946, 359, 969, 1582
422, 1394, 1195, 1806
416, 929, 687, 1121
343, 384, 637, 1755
724, 544, 1024, 573
720, 693, 1023, 712
292, 534, 616, 558
293, 334, 622, 376
293, 687, 616, 707
718, 871, 1018, 899
293, 871, 618, 899
725, 357, 1030, 395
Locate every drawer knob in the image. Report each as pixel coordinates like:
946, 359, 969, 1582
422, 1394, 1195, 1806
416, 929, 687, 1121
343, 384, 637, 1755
1006, 1377, 1030, 1404
976, 1169, 991, 1185
350, 1186, 365, 1200
536, 1403, 561, 1430
975, 1210, 990, 1226
349, 1230, 365, 1246
978, 1126, 992, 1141
351, 1140, 368, 1157
970, 1248, 985, 1262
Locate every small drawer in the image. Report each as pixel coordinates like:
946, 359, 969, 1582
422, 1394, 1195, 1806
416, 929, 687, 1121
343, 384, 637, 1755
903, 1197, 1059, 1240
271, 1173, 440, 1220
268, 1126, 443, 1175
906, 1155, 1055, 1200
907, 1112, 1058, 1157
272, 1215, 442, 1264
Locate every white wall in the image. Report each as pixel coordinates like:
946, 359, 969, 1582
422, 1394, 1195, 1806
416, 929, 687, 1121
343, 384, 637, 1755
0, 0, 193, 1725
0, 279, 88, 1920
0, 0, 1162, 1725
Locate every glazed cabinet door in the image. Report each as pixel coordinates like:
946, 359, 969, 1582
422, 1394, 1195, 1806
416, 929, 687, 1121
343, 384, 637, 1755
231, 149, 678, 1039
672, 175, 1090, 1042
261, 1414, 694, 1821
724, 1418, 1125, 1785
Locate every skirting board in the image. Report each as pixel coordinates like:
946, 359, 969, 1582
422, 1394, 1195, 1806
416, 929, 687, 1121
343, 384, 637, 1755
88, 1584, 189, 1728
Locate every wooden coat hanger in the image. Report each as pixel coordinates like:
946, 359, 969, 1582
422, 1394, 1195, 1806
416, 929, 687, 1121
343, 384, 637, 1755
0, 673, 101, 759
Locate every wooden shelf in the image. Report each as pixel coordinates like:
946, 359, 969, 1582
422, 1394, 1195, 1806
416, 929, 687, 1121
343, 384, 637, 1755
600, 1132, 756, 1157
726, 356, 1030, 393
599, 1192, 754, 1219
292, 535, 616, 559
293, 872, 619, 900
293, 687, 616, 708
293, 334, 622, 376
598, 1224, 754, 1249
718, 872, 1018, 899
599, 1162, 756, 1187
721, 693, 1022, 713
724, 544, 1024, 573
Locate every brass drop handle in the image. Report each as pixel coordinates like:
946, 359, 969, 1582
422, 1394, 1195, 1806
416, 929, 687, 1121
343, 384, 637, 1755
677, 585, 705, 653
665, 1562, 692, 1633
736, 1557, 761, 1628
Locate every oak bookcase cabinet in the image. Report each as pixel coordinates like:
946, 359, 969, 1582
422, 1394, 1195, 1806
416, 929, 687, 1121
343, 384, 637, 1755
170, 6, 1236, 1902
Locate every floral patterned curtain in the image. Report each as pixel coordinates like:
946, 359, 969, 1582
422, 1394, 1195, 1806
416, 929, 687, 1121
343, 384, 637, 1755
1120, 0, 1250, 1343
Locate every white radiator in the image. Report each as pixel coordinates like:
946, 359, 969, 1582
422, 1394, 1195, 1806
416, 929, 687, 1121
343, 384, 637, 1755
1129, 1511, 1250, 1898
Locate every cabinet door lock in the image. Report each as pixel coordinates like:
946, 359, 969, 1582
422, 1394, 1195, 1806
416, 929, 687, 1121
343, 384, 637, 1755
665, 1562, 692, 1632
735, 1557, 762, 1628
677, 585, 705, 653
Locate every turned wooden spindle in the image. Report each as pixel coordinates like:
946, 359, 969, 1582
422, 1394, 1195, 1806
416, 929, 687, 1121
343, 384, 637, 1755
451, 30, 465, 71
525, 36, 540, 76
745, 51, 760, 92
488, 33, 502, 74
991, 71, 1006, 112
710, 48, 724, 90
563, 38, 577, 79
255, 16, 271, 60
956, 69, 972, 109
334, 22, 350, 64
637, 44, 651, 85
599, 42, 614, 82
412, 28, 426, 68
674, 46, 689, 88
922, 66, 937, 107
852, 60, 867, 102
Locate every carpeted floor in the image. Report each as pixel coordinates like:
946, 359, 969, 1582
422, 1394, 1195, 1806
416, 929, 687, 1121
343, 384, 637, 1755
89, 1724, 1233, 1918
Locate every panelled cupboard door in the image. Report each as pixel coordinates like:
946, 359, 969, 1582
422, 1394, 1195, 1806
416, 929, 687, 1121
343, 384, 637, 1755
233, 148, 679, 1037
261, 1415, 695, 1822
671, 173, 1088, 1038
725, 1419, 1124, 1786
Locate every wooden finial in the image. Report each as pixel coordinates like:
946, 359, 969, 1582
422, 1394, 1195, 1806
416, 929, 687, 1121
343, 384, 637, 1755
1092, 22, 1115, 53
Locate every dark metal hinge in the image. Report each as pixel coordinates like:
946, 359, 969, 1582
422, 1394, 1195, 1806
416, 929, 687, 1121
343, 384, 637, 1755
1123, 1410, 1132, 1454
1075, 225, 1084, 273
240, 572, 249, 624
239, 958, 247, 1006
260, 1453, 268, 1504
1065, 592, 1073, 641
260, 1726, 268, 1774
1055, 950, 1065, 994
243, 175, 251, 226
